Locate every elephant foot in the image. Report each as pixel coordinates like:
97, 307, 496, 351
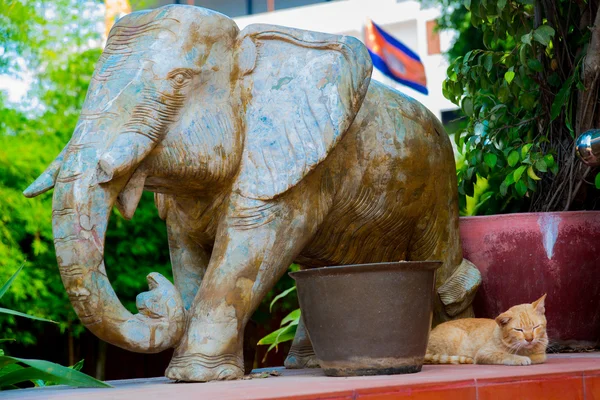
437, 258, 481, 319
285, 316, 319, 369
284, 343, 320, 369
165, 353, 244, 382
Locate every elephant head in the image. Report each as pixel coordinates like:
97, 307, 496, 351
24, 5, 372, 354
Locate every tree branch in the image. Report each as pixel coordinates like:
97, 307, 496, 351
578, 2, 600, 134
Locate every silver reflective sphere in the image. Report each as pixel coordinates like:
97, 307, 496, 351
576, 130, 600, 166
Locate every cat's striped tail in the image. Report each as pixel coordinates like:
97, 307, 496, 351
424, 353, 474, 364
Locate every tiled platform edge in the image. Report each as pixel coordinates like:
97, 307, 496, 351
8, 353, 600, 400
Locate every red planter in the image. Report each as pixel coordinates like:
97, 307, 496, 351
460, 211, 600, 349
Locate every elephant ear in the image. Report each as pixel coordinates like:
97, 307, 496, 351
234, 24, 372, 200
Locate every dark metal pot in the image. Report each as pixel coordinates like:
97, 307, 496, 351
290, 261, 441, 377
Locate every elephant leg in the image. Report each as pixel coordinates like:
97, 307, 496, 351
165, 197, 316, 382
436, 258, 481, 321
284, 316, 319, 369
166, 219, 210, 310
408, 209, 480, 326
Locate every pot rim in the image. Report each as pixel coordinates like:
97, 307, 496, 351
460, 210, 600, 221
289, 260, 442, 280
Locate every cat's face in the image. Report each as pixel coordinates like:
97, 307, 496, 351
496, 294, 548, 352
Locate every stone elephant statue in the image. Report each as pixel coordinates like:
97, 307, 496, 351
23, 5, 480, 382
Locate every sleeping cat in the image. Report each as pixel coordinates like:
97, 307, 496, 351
425, 294, 548, 366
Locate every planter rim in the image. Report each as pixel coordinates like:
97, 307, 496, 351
290, 261, 442, 280
460, 210, 600, 221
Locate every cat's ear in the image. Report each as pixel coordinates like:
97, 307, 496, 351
532, 294, 547, 314
495, 312, 512, 327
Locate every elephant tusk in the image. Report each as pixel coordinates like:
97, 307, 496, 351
115, 168, 147, 220
23, 141, 70, 198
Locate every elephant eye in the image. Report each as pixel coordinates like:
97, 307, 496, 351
174, 74, 186, 84
168, 69, 193, 89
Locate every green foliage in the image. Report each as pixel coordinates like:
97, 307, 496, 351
269, 286, 296, 312
0, 0, 171, 347
0, 266, 108, 389
258, 280, 300, 357
440, 0, 589, 214
0, 1, 44, 75
0, 356, 110, 389
0, 263, 56, 326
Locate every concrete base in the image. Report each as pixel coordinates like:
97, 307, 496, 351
7, 353, 600, 399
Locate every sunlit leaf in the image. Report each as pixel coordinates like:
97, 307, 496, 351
269, 286, 296, 312
507, 150, 520, 167
521, 144, 533, 158
0, 308, 56, 324
527, 166, 541, 181
280, 309, 301, 327
258, 324, 296, 346
0, 261, 25, 300
513, 166, 527, 182
0, 356, 111, 389
70, 359, 84, 371
0, 363, 23, 379
504, 69, 515, 84
474, 191, 493, 211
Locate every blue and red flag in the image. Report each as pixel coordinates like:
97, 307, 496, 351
365, 20, 428, 95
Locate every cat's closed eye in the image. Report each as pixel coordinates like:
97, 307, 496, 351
513, 328, 523, 332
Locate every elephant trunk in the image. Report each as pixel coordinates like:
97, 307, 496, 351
51, 151, 185, 353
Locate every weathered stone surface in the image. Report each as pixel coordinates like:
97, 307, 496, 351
24, 4, 478, 382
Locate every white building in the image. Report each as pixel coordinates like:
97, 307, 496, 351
0, 0, 458, 121
232, 0, 457, 120
152, 0, 459, 121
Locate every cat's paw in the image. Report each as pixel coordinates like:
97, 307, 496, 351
529, 353, 547, 364
503, 356, 531, 366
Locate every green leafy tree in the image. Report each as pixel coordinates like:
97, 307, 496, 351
0, 264, 110, 390
0, 0, 171, 362
439, 0, 600, 214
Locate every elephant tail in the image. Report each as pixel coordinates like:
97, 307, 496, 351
424, 353, 474, 365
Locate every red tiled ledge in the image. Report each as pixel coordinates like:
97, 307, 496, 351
8, 353, 600, 400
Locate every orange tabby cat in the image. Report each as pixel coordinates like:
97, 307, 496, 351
425, 294, 548, 366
